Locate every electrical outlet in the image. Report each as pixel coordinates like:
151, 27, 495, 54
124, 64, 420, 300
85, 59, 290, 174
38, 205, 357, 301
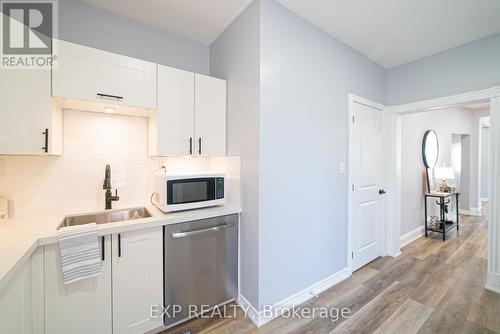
339, 162, 346, 174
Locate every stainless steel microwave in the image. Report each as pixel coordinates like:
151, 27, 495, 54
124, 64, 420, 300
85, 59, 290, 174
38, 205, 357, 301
153, 173, 225, 213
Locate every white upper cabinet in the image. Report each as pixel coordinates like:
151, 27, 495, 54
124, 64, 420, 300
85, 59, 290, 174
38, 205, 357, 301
0, 68, 62, 155
112, 227, 163, 334
151, 65, 195, 156
152, 68, 226, 156
52, 40, 157, 109
194, 74, 227, 156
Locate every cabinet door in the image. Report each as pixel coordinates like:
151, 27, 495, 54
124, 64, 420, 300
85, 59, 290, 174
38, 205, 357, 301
112, 227, 163, 334
194, 74, 227, 156
0, 68, 54, 155
0, 252, 34, 334
53, 40, 157, 109
44, 237, 112, 334
153, 65, 195, 156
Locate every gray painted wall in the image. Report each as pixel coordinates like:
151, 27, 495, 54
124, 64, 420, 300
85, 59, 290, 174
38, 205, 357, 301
259, 0, 386, 308
59, 0, 209, 74
387, 32, 500, 105
460, 135, 472, 211
210, 0, 261, 308
470, 109, 490, 210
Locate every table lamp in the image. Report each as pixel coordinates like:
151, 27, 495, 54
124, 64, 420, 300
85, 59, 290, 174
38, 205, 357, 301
434, 167, 455, 192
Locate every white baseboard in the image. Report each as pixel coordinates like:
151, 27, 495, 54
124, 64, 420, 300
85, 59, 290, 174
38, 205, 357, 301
237, 294, 260, 327
481, 198, 489, 202
459, 207, 482, 216
400, 226, 424, 247
238, 267, 350, 327
486, 271, 500, 294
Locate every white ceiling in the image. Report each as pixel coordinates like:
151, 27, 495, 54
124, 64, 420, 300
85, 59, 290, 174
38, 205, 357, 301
80, 0, 252, 45
276, 0, 500, 68
81, 0, 500, 68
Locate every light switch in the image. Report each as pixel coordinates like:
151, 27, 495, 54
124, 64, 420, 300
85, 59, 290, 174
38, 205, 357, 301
339, 162, 346, 174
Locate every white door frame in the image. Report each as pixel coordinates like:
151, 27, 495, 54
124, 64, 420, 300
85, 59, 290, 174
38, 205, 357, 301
348, 94, 391, 274
478, 115, 491, 203
385, 87, 500, 294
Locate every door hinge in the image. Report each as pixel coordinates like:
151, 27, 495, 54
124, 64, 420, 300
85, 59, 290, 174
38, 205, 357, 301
352, 116, 355, 123
351, 252, 354, 259
352, 184, 355, 191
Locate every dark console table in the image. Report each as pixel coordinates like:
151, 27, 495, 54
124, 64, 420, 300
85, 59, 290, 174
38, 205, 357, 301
424, 192, 460, 241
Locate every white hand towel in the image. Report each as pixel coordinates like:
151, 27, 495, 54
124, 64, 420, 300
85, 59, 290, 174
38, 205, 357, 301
58, 223, 101, 284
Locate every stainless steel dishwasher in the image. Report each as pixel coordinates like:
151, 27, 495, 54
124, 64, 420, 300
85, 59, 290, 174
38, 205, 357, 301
164, 214, 238, 326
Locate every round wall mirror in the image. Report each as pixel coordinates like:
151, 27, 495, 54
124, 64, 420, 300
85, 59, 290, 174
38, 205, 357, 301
422, 130, 439, 168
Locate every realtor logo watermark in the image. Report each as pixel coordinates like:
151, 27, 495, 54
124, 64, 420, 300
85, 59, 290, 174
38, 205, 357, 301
1, 0, 58, 68
151, 304, 352, 323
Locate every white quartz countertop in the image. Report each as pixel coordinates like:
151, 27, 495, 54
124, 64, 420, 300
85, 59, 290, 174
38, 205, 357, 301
0, 204, 241, 290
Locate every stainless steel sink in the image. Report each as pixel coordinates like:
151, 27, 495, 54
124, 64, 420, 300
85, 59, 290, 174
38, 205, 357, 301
57, 207, 152, 230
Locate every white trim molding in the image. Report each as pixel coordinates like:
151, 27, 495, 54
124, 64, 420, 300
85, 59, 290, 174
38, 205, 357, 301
488, 87, 500, 295
239, 267, 350, 327
387, 89, 490, 115
486, 272, 500, 294
400, 226, 424, 248
237, 294, 261, 327
481, 198, 489, 203
491, 86, 500, 98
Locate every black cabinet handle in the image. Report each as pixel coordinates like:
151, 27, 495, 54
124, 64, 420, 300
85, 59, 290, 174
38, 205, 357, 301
42, 128, 49, 153
379, 189, 386, 195
96, 93, 123, 100
198, 138, 202, 155
101, 236, 105, 261
118, 234, 121, 257
189, 137, 193, 155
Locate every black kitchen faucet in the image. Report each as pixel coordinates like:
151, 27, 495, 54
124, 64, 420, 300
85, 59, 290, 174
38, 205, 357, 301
103, 164, 119, 209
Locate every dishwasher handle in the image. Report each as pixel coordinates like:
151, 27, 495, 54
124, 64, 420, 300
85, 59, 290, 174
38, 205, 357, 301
171, 223, 236, 239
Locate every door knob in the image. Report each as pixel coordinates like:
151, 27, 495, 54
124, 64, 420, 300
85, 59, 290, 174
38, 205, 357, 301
379, 189, 386, 195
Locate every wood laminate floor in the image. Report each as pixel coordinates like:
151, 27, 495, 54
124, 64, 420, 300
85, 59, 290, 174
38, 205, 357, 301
162, 205, 500, 334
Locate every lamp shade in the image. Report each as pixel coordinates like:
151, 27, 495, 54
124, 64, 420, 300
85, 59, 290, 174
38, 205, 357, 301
434, 167, 454, 180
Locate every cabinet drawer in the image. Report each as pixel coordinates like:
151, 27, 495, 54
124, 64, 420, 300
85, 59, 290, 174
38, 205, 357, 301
52, 41, 156, 109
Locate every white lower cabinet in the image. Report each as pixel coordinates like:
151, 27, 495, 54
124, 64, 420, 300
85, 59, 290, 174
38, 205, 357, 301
44, 236, 112, 334
43, 226, 163, 334
0, 247, 44, 334
112, 227, 164, 334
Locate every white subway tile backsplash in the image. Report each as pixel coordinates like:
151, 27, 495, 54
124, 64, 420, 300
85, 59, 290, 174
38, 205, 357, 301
0, 110, 158, 217
0, 109, 240, 218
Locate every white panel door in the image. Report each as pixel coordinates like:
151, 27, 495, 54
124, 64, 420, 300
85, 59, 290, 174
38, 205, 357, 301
0, 68, 53, 155
53, 40, 157, 108
44, 237, 112, 334
112, 227, 163, 334
154, 65, 195, 156
351, 102, 385, 271
194, 74, 227, 156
